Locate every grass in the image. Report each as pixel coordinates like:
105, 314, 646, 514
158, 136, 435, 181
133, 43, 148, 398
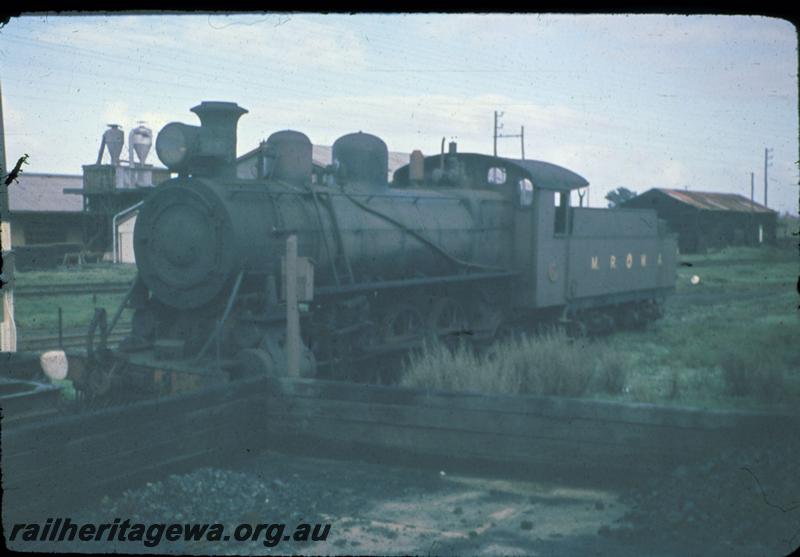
11, 264, 135, 333
678, 245, 796, 264
14, 264, 137, 287
401, 329, 628, 398
675, 246, 797, 293
403, 245, 799, 413
14, 293, 133, 333
604, 291, 799, 411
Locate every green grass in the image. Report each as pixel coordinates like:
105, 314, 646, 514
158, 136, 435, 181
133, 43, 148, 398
15, 264, 137, 287
675, 245, 797, 293
678, 245, 796, 264
12, 265, 135, 333
14, 293, 133, 332
403, 246, 799, 413
604, 291, 799, 411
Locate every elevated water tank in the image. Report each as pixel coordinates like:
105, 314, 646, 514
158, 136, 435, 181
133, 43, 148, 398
332, 132, 388, 186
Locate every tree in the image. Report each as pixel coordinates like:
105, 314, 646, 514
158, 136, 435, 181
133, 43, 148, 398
605, 187, 638, 208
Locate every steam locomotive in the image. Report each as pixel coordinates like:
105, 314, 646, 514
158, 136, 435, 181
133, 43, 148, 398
81, 101, 677, 396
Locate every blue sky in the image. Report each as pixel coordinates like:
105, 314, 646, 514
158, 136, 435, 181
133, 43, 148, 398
1, 13, 797, 213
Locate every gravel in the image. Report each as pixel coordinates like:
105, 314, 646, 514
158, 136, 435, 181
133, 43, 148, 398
606, 436, 800, 557
9, 439, 798, 556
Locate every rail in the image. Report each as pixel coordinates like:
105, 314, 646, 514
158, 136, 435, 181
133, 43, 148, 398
18, 328, 131, 351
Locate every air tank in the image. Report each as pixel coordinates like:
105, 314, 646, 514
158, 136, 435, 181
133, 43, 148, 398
332, 132, 388, 186
264, 130, 312, 185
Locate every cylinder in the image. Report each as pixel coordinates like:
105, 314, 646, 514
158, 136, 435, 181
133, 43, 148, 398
265, 130, 312, 185
332, 132, 388, 186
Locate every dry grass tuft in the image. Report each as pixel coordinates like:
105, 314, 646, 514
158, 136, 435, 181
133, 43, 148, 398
401, 329, 629, 398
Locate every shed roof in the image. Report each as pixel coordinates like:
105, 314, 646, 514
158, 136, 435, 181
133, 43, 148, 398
7, 172, 84, 213
645, 188, 774, 214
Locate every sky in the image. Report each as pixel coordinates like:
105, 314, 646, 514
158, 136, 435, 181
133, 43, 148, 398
1, 13, 797, 213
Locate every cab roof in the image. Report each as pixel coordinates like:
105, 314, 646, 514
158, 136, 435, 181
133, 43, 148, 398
393, 153, 589, 191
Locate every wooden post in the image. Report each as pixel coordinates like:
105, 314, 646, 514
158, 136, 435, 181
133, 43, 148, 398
0, 80, 17, 352
285, 235, 300, 377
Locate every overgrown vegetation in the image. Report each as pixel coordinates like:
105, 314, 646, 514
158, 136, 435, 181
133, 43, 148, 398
403, 246, 798, 412
401, 329, 628, 398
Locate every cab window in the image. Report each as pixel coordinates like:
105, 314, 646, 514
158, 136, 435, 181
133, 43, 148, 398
518, 178, 533, 206
487, 166, 507, 185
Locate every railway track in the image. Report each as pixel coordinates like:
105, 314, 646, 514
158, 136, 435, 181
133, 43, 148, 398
18, 328, 131, 351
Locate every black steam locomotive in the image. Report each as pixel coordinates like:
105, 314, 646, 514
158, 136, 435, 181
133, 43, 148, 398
82, 101, 676, 395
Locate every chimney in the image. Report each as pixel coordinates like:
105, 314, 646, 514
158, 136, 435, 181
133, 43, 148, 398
190, 101, 248, 177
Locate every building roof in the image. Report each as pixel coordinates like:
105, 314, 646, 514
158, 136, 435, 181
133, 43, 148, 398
7, 172, 84, 213
646, 188, 775, 214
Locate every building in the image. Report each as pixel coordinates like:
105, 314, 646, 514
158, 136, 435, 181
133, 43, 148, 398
115, 208, 138, 264
6, 172, 85, 247
621, 188, 777, 253
5, 173, 86, 269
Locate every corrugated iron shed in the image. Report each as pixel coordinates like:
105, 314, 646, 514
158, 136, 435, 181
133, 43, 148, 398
7, 173, 83, 213
656, 188, 774, 214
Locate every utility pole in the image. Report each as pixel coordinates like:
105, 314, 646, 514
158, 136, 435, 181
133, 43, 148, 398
493, 111, 525, 159
764, 147, 773, 208
493, 111, 498, 157
750, 172, 755, 245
